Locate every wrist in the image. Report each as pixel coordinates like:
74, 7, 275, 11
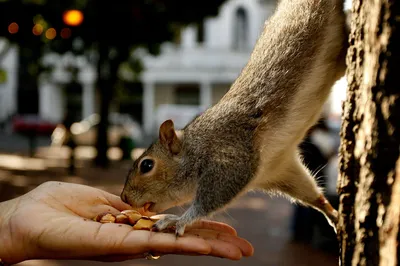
0, 198, 22, 264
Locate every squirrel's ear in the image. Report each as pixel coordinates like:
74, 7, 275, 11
159, 120, 182, 155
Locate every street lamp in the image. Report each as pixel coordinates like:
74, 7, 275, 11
63, 10, 84, 27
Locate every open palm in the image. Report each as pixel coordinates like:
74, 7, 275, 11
3, 181, 253, 264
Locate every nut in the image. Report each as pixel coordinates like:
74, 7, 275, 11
121, 210, 142, 225
95, 213, 116, 223
149, 214, 164, 222
93, 210, 163, 231
94, 212, 111, 222
115, 213, 129, 224
133, 218, 155, 230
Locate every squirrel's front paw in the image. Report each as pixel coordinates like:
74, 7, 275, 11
152, 214, 186, 237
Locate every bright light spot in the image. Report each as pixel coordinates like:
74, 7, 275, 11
80, 121, 91, 131
0, 154, 46, 171
45, 28, 56, 39
32, 24, 43, 36
344, 0, 352, 10
74, 146, 97, 159
87, 114, 100, 124
330, 76, 348, 115
36, 146, 69, 160
60, 27, 71, 39
63, 10, 84, 26
108, 147, 122, 161
70, 122, 83, 134
132, 148, 145, 159
8, 22, 19, 34
51, 127, 66, 146
70, 121, 90, 135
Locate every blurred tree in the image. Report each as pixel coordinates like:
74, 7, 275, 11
0, 0, 227, 167
337, 0, 400, 265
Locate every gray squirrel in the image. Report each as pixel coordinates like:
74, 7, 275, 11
121, 0, 348, 236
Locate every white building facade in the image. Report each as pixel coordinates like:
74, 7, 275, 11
139, 0, 277, 135
0, 0, 350, 134
0, 40, 18, 123
39, 52, 97, 122
33, 0, 277, 130
0, 39, 97, 125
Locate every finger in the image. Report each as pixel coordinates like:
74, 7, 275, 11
78, 223, 213, 255
113, 229, 250, 260
149, 215, 237, 236
41, 182, 131, 217
152, 252, 198, 257
88, 252, 205, 262
186, 229, 254, 257
100, 191, 132, 211
132, 230, 212, 255
215, 232, 254, 257
84, 204, 126, 220
180, 229, 243, 260
33, 220, 212, 259
206, 239, 243, 260
188, 220, 237, 236
85, 254, 144, 262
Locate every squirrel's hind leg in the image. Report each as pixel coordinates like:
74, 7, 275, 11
272, 153, 338, 232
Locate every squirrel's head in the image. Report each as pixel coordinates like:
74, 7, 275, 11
121, 119, 194, 213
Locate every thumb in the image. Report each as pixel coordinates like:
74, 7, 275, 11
100, 190, 132, 211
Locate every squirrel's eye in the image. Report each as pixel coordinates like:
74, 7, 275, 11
140, 159, 154, 174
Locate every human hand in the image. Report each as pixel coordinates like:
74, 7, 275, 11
0, 181, 253, 264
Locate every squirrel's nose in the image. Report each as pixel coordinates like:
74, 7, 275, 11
120, 191, 128, 203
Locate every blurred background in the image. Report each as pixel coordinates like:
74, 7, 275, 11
0, 0, 351, 265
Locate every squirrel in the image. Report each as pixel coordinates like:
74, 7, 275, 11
121, 0, 348, 236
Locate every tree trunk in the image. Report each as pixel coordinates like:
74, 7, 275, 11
94, 41, 124, 168
93, 40, 129, 168
94, 43, 112, 168
337, 0, 400, 265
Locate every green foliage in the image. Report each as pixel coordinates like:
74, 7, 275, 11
0, 0, 226, 56
0, 68, 7, 83
0, 0, 227, 74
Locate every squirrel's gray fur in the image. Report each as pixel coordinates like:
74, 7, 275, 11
122, 0, 348, 236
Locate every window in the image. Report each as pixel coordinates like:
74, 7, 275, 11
233, 7, 248, 51
197, 20, 205, 44
175, 85, 200, 105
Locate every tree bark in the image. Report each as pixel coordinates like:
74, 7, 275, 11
337, 0, 400, 265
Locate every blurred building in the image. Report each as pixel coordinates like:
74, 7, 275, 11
139, 0, 277, 135
0, 39, 18, 125
38, 51, 97, 123
0, 0, 278, 135
0, 0, 349, 137
0, 38, 97, 126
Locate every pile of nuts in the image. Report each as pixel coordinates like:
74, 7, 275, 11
93, 210, 162, 230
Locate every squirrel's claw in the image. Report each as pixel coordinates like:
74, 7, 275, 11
153, 214, 186, 236
175, 221, 186, 237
